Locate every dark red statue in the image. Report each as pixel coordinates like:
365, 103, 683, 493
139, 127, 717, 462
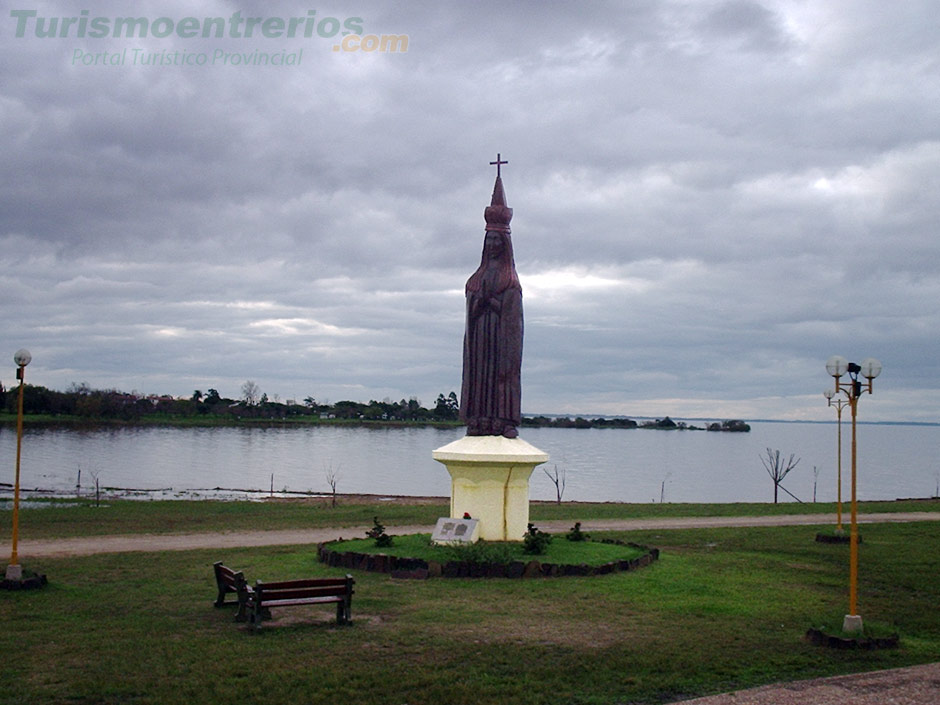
460, 156, 523, 438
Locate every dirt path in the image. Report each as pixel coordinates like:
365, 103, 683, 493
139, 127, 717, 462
12, 511, 940, 558
676, 662, 940, 705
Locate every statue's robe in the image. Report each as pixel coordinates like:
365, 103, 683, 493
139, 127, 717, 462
460, 265, 523, 436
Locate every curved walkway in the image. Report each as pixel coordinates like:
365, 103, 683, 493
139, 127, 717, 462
12, 511, 940, 558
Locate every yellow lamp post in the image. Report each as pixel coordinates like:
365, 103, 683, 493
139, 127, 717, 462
825, 355, 882, 634
6, 348, 31, 582
823, 389, 849, 532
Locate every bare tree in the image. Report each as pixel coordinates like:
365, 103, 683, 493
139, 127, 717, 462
543, 464, 566, 504
325, 463, 339, 508
241, 380, 261, 406
761, 448, 801, 504
88, 466, 103, 507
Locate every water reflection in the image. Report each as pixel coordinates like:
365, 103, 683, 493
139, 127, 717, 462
0, 422, 936, 503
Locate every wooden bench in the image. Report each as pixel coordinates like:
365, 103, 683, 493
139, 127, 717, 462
247, 575, 355, 630
212, 561, 252, 622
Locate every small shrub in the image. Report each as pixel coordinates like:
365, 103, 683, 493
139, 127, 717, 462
523, 522, 552, 555
566, 521, 589, 542
366, 515, 393, 547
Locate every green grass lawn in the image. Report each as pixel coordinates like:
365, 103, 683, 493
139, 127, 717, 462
1, 497, 937, 540
1, 513, 939, 705
0, 498, 448, 539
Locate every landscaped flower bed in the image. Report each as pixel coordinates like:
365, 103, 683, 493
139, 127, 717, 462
318, 533, 659, 580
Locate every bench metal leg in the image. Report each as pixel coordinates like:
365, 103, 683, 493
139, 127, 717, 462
249, 604, 263, 631
247, 602, 272, 628
234, 598, 248, 623
337, 575, 354, 625
336, 596, 352, 625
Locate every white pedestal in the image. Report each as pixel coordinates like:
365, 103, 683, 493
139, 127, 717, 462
842, 614, 864, 634
432, 435, 549, 541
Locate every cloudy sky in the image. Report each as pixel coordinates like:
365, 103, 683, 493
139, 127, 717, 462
2, 1, 938, 422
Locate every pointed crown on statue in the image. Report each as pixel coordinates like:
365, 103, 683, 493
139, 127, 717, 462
484, 177, 513, 233
484, 154, 512, 233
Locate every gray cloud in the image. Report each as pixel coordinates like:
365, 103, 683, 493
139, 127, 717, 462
1, 1, 938, 422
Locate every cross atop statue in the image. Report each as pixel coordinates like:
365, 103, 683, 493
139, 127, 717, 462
489, 153, 508, 178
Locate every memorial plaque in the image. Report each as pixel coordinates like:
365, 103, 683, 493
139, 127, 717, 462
431, 517, 479, 545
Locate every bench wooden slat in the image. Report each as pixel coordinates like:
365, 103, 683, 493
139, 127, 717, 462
213, 561, 243, 607
212, 562, 252, 622
256, 586, 348, 601
215, 564, 354, 630
259, 596, 344, 608
257, 578, 349, 590
249, 574, 354, 630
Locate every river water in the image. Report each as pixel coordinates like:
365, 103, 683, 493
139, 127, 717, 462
0, 422, 937, 504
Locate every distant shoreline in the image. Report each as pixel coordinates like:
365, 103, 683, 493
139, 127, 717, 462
0, 413, 462, 430
0, 413, 934, 428
0, 414, 741, 431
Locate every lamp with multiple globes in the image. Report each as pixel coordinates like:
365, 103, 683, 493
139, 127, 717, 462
825, 354, 882, 634
822, 388, 849, 532
6, 349, 31, 581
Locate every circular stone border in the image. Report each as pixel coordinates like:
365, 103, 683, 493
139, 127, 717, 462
317, 538, 659, 580
805, 628, 899, 650
1, 572, 48, 590
815, 532, 860, 544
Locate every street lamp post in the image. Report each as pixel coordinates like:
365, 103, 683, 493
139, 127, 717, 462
825, 355, 882, 634
6, 349, 31, 581
823, 388, 849, 532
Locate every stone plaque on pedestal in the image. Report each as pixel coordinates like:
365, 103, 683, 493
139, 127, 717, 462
431, 517, 480, 545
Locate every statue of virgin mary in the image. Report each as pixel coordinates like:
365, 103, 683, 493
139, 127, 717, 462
459, 173, 523, 438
